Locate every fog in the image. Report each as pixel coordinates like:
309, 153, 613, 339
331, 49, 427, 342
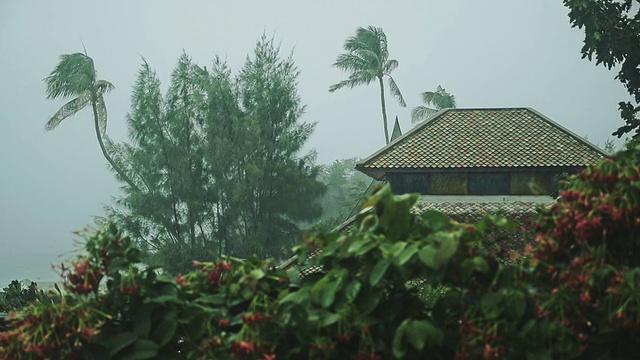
0, 0, 629, 285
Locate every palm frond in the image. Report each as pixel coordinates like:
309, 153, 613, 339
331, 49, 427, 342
44, 94, 90, 131
333, 53, 373, 73
384, 59, 398, 74
411, 106, 437, 124
421, 85, 457, 109
96, 79, 115, 95
387, 76, 406, 107
329, 78, 370, 92
44, 53, 95, 99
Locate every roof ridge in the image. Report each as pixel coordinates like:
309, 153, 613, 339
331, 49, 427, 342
356, 107, 607, 178
525, 107, 610, 157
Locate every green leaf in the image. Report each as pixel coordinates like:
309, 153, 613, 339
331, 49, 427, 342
379, 193, 418, 240
392, 319, 410, 358
370, 257, 391, 286
405, 320, 444, 350
195, 294, 226, 306
342, 281, 361, 303
506, 291, 526, 321
356, 285, 384, 315
250, 268, 265, 279
132, 306, 152, 338
487, 214, 518, 231
389, 241, 407, 257
153, 313, 178, 346
481, 292, 504, 319
418, 232, 459, 270
347, 236, 372, 254
421, 210, 451, 231
396, 243, 419, 266
310, 270, 345, 308
150, 294, 178, 304
280, 288, 310, 305
319, 311, 341, 326
105, 331, 138, 356
471, 256, 489, 273
120, 339, 159, 360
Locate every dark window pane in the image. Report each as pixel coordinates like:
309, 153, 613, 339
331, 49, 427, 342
468, 172, 510, 195
387, 173, 429, 194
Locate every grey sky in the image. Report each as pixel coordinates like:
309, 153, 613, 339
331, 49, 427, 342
0, 1, 629, 285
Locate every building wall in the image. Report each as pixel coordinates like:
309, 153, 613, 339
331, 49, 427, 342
388, 171, 556, 196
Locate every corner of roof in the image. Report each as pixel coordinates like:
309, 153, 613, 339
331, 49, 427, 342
356, 108, 453, 170
525, 107, 611, 157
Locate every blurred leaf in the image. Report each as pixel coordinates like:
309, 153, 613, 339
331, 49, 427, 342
120, 339, 159, 360
405, 319, 444, 350
481, 292, 503, 319
105, 331, 138, 356
370, 257, 391, 286
421, 210, 451, 232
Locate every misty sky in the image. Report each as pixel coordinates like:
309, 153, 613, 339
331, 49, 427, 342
0, 1, 630, 285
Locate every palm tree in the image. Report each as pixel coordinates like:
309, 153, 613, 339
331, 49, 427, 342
411, 85, 456, 123
44, 52, 139, 191
330, 26, 406, 144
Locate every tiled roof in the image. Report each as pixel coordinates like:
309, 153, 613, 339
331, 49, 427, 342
280, 196, 553, 275
414, 196, 553, 255
357, 108, 607, 178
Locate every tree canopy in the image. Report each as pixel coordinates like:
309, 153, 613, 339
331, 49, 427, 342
411, 85, 457, 123
564, 0, 640, 138
107, 36, 324, 272
44, 52, 139, 191
330, 26, 406, 144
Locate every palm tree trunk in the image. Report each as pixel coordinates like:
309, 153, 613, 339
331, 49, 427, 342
90, 98, 140, 192
378, 77, 390, 144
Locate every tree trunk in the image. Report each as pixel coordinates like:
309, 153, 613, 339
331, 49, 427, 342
90, 96, 140, 192
378, 77, 390, 145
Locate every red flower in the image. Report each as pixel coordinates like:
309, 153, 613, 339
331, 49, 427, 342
175, 274, 187, 287
579, 291, 591, 304
231, 340, 254, 356
218, 319, 230, 327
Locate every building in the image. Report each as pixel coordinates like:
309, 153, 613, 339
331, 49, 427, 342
281, 107, 608, 273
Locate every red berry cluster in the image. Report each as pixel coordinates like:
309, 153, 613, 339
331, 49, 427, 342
229, 340, 275, 359
241, 312, 273, 327
63, 259, 103, 294
195, 260, 233, 286
0, 302, 102, 359
456, 318, 505, 359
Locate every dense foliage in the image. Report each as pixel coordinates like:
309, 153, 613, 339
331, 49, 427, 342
0, 280, 60, 314
106, 35, 324, 273
564, 0, 640, 138
315, 158, 370, 230
411, 85, 457, 124
4, 145, 640, 358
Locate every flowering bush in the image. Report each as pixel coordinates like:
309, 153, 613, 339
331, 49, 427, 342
3, 145, 640, 359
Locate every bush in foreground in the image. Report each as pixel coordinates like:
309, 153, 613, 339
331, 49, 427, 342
2, 146, 640, 359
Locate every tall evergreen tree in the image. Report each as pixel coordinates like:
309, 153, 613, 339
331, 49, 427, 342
107, 55, 216, 273
109, 36, 324, 270
329, 26, 406, 144
224, 35, 325, 258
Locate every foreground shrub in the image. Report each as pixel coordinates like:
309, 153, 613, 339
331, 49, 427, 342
2, 146, 640, 358
0, 280, 61, 313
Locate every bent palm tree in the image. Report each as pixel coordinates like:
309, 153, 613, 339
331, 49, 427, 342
330, 26, 406, 144
411, 85, 456, 123
44, 52, 139, 191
